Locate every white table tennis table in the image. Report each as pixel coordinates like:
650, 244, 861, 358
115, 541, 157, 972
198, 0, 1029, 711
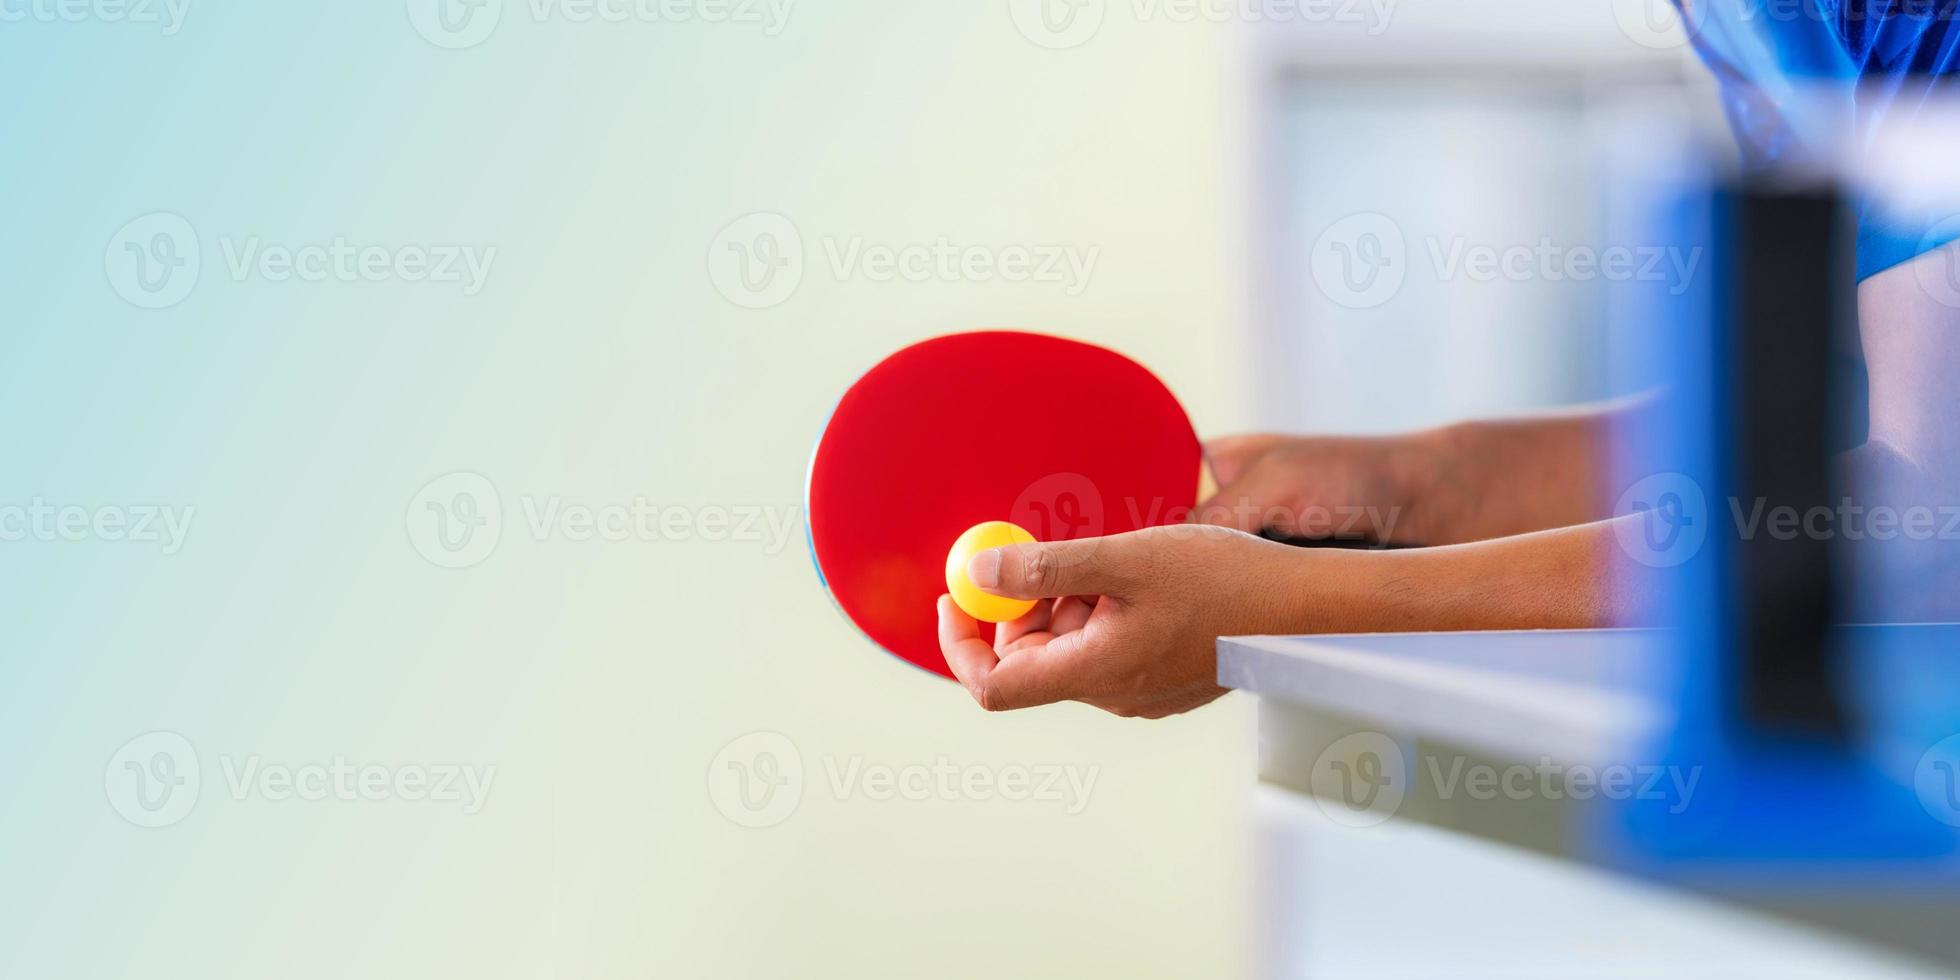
1219, 627, 1960, 979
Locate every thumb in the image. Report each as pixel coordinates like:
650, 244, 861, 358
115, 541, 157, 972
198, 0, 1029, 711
968, 535, 1137, 600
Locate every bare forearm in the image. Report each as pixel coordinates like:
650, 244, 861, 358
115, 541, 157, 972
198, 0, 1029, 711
1293, 519, 1654, 632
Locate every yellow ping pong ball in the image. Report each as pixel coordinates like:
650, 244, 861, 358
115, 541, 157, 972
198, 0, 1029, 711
945, 521, 1039, 623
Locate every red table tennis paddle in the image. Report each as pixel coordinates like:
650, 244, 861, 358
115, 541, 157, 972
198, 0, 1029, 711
806, 331, 1207, 679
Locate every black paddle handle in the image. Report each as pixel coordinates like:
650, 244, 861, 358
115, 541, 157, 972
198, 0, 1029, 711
1258, 528, 1418, 550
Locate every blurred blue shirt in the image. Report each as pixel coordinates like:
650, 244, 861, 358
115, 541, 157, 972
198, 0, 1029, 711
1681, 0, 1960, 278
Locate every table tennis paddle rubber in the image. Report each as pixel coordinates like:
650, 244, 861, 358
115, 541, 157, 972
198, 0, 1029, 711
806, 331, 1205, 679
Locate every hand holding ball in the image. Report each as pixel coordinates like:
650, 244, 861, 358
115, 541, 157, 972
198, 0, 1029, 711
945, 521, 1038, 623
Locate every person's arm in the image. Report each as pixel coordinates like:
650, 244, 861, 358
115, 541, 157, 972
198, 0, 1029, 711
937, 519, 1655, 718
1201, 401, 1641, 546
1839, 243, 1960, 621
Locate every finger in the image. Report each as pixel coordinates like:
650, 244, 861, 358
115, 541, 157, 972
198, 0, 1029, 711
936, 595, 999, 699
1203, 433, 1286, 486
1049, 594, 1095, 634
968, 535, 1138, 601
974, 632, 1091, 711
994, 598, 1053, 650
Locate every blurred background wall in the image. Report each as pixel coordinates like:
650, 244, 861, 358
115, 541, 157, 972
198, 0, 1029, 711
0, 1, 1738, 977
1237, 0, 1714, 434
0, 3, 1252, 978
